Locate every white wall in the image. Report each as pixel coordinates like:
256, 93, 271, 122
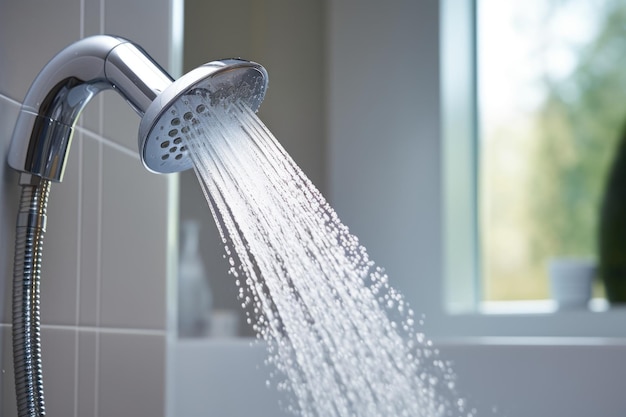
327, 0, 443, 316
0, 1, 178, 416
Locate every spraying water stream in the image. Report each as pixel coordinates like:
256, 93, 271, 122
173, 98, 472, 417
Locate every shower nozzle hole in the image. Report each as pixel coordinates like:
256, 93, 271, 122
175, 154, 183, 160
168, 129, 178, 137
171, 118, 181, 126
161, 154, 169, 160
169, 146, 178, 153
173, 137, 182, 145
160, 141, 170, 148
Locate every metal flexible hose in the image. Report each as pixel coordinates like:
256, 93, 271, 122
12, 175, 50, 417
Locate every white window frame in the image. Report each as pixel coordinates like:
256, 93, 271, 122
438, 0, 626, 339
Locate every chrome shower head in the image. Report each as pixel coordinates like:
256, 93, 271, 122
139, 59, 267, 173
7, 35, 268, 180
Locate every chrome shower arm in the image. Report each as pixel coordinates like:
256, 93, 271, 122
7, 34, 268, 417
7, 35, 173, 181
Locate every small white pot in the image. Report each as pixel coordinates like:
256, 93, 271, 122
548, 258, 595, 310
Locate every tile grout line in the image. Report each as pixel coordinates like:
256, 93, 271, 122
40, 324, 168, 336
95, 3, 105, 415
0, 92, 21, 106
72, 135, 82, 417
75, 7, 85, 417
94, 134, 103, 417
0, 323, 166, 335
75, 126, 139, 159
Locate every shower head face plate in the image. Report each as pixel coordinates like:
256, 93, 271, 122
138, 59, 268, 174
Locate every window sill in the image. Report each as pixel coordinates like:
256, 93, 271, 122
478, 298, 612, 315
432, 298, 626, 339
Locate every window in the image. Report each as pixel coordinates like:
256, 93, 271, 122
444, 0, 626, 310
478, 0, 626, 304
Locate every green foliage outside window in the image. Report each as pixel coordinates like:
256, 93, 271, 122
482, 0, 626, 300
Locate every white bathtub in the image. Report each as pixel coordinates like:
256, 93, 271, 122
172, 337, 626, 417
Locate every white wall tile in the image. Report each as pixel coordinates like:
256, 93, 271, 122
100, 145, 168, 330
79, 133, 102, 326
40, 133, 81, 326
3, 327, 81, 417
1, 1, 177, 416
103, 0, 170, 66
83, 0, 103, 37
80, 90, 105, 137
98, 332, 166, 417
79, 0, 105, 135
40, 327, 77, 416
77, 330, 97, 417
0, 0, 80, 101
102, 0, 173, 150
1, 325, 17, 417
101, 91, 142, 151
0, 96, 21, 324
